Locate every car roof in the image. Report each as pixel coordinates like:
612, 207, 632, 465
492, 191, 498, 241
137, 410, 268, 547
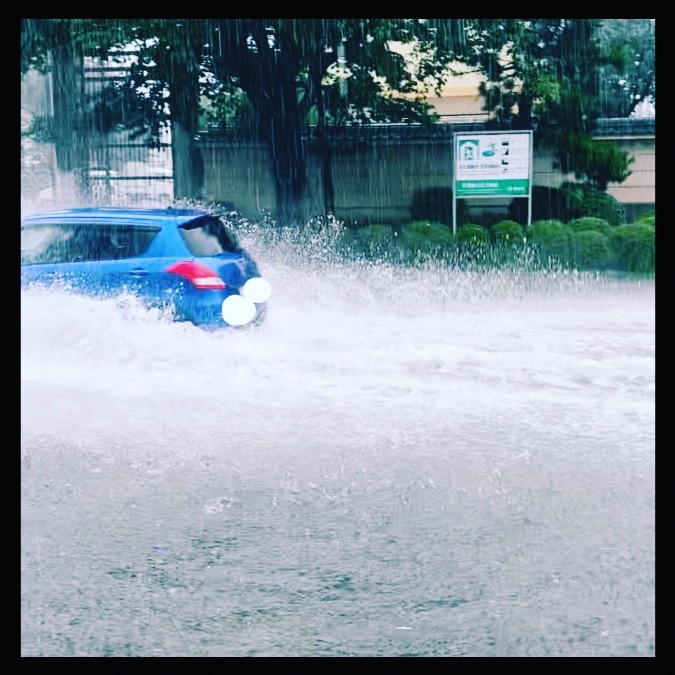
21, 207, 212, 228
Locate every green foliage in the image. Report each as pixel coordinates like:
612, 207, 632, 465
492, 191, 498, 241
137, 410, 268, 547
597, 19, 655, 118
567, 216, 613, 237
341, 223, 398, 256
401, 220, 454, 249
337, 216, 653, 274
559, 182, 626, 225
489, 220, 526, 266
570, 230, 613, 270
203, 19, 467, 130
636, 211, 655, 228
202, 88, 257, 137
467, 19, 634, 189
554, 134, 633, 190
22, 18, 647, 226
454, 224, 490, 267
492, 220, 524, 243
528, 219, 568, 234
610, 223, 655, 273
457, 223, 489, 243
22, 18, 477, 225
510, 183, 626, 226
527, 219, 572, 261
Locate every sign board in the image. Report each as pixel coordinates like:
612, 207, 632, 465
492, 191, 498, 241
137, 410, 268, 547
452, 130, 533, 231
454, 131, 532, 197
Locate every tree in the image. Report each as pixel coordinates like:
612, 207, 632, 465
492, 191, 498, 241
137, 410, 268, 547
596, 19, 655, 118
456, 19, 633, 189
21, 19, 479, 224
21, 19, 91, 172
21, 19, 209, 197
202, 19, 471, 224
22, 19, 639, 219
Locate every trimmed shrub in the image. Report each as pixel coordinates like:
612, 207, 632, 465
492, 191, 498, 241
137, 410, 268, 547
453, 223, 491, 267
567, 216, 613, 237
610, 223, 655, 274
489, 220, 525, 266
456, 223, 490, 244
354, 214, 653, 274
400, 221, 455, 262
341, 223, 397, 257
492, 220, 524, 243
559, 182, 626, 225
636, 211, 655, 228
527, 219, 572, 263
401, 220, 454, 248
510, 182, 626, 226
570, 230, 613, 270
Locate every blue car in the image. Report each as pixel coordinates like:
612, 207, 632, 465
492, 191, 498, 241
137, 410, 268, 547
21, 207, 271, 329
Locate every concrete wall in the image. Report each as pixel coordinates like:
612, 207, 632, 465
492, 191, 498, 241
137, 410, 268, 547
532, 139, 655, 205
200, 126, 655, 225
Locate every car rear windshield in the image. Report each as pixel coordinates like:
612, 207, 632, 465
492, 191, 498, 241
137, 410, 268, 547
21, 222, 160, 264
179, 216, 241, 256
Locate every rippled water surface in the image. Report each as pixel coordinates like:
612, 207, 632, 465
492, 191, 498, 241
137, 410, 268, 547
21, 231, 655, 657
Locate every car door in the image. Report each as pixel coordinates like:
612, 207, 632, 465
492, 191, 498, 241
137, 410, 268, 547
21, 221, 166, 301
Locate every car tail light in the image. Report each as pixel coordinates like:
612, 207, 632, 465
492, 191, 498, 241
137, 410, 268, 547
166, 261, 227, 289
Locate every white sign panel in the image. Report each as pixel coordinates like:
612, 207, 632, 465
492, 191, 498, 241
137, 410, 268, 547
454, 131, 532, 197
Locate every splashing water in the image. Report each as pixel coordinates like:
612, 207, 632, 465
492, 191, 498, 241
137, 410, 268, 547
21, 214, 654, 657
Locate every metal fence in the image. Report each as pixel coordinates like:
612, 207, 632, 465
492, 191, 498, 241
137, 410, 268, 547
77, 142, 174, 207
79, 57, 174, 206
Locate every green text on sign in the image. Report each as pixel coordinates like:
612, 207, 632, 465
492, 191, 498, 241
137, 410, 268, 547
456, 179, 529, 197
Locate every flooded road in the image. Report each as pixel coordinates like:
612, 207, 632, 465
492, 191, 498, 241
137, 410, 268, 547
21, 235, 655, 657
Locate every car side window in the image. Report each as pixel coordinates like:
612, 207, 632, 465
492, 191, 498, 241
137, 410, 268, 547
108, 226, 159, 259
21, 224, 80, 263
179, 216, 241, 257
21, 223, 159, 263
21, 225, 72, 263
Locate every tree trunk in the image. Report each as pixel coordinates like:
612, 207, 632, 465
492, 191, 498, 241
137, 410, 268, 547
171, 121, 204, 202
169, 56, 205, 202
51, 44, 88, 179
268, 65, 307, 226
208, 19, 309, 226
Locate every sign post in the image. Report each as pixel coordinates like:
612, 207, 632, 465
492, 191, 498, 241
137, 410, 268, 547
452, 130, 533, 234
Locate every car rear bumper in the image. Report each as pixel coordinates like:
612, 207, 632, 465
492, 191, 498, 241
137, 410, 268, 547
177, 289, 267, 329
